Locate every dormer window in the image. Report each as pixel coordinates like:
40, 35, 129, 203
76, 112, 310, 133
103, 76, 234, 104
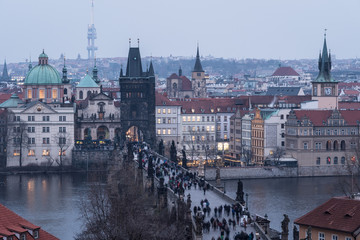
191, 109, 195, 113
210, 109, 214, 113
20, 233, 26, 240
33, 230, 39, 239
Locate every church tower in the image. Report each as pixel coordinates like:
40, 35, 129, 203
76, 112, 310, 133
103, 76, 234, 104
1, 60, 10, 82
312, 33, 338, 109
191, 46, 207, 98
119, 44, 156, 147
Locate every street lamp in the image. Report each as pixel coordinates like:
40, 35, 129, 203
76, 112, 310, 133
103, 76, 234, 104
245, 193, 249, 210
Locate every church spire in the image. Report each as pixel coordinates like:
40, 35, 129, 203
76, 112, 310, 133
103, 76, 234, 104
148, 60, 154, 77
193, 44, 204, 72
62, 56, 69, 83
92, 55, 99, 83
2, 59, 10, 82
314, 30, 334, 82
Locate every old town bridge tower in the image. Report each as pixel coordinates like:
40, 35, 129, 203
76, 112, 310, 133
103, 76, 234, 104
119, 46, 156, 148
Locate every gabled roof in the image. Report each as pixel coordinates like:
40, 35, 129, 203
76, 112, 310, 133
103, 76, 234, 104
266, 87, 302, 96
0, 203, 59, 239
271, 67, 299, 77
295, 197, 360, 234
77, 74, 99, 88
293, 109, 360, 126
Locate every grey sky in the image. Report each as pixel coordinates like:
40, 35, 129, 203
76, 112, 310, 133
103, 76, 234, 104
1, 0, 360, 63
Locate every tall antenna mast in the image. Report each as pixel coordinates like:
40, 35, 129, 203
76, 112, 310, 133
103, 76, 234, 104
91, 0, 94, 26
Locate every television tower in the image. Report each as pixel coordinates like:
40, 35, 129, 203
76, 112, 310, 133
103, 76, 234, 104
87, 0, 98, 60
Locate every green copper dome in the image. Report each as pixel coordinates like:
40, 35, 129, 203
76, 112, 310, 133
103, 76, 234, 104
39, 52, 48, 58
24, 64, 62, 85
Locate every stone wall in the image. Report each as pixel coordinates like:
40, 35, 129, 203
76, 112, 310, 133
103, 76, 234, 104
72, 149, 113, 169
204, 165, 356, 180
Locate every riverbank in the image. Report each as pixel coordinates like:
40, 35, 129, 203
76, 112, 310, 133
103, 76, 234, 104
203, 165, 354, 180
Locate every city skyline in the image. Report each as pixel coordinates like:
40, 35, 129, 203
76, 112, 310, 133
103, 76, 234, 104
1, 0, 360, 63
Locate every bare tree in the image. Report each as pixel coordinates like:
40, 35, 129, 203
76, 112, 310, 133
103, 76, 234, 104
242, 147, 252, 166
53, 131, 72, 167
7, 115, 28, 167
272, 147, 286, 163
76, 163, 188, 240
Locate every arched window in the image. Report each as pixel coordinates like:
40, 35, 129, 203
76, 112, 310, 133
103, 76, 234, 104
341, 156, 346, 165
327, 156, 331, 164
333, 141, 339, 151
326, 140, 331, 150
173, 82, 177, 90
87, 91, 91, 98
64, 88, 68, 95
334, 157, 338, 165
340, 140, 346, 150
79, 91, 83, 99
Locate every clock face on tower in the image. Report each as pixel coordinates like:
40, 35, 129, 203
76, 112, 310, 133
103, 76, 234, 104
325, 87, 332, 96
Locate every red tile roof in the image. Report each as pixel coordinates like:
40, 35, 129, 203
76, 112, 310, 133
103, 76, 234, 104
271, 66, 300, 77
295, 197, 360, 234
0, 203, 59, 239
343, 89, 360, 96
339, 102, 360, 110
293, 109, 360, 126
179, 76, 192, 91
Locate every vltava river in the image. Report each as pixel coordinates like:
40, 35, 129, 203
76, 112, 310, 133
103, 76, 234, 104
0, 173, 356, 239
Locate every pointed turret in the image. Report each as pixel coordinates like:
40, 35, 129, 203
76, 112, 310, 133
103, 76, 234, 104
125, 47, 143, 77
119, 67, 123, 78
1, 59, 10, 82
28, 57, 33, 72
193, 45, 204, 72
148, 61, 154, 77
179, 66, 182, 76
314, 34, 334, 82
62, 57, 69, 83
92, 56, 99, 83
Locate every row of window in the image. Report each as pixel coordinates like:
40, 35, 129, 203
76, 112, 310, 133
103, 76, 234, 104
183, 135, 215, 142
315, 156, 352, 165
27, 127, 66, 133
318, 232, 352, 240
157, 129, 173, 135
26, 115, 67, 122
183, 125, 215, 132
13, 149, 66, 156
157, 118, 177, 124
157, 108, 177, 114
27, 88, 58, 99
289, 128, 357, 136
182, 116, 215, 122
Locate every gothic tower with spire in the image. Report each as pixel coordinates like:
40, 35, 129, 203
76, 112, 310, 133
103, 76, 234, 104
1, 60, 10, 83
312, 33, 338, 109
119, 44, 156, 148
87, 0, 98, 60
191, 46, 207, 98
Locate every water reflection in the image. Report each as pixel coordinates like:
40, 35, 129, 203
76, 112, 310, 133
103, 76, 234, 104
0, 173, 105, 240
222, 176, 359, 235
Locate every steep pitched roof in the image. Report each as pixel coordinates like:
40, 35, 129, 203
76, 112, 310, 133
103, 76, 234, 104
0, 203, 59, 239
125, 47, 143, 77
314, 35, 335, 82
193, 46, 204, 72
180, 76, 192, 91
266, 87, 302, 96
77, 74, 99, 88
271, 66, 299, 76
295, 197, 360, 234
0, 94, 24, 108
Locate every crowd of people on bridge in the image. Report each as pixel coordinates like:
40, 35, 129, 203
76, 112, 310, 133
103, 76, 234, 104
127, 142, 256, 240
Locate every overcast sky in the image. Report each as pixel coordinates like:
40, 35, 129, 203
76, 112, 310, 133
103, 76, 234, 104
1, 0, 360, 63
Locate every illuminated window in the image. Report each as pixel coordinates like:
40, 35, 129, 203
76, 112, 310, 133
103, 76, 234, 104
168, 109, 171, 114
162, 129, 166, 134
27, 89, 32, 99
224, 143, 229, 150
13, 150, 20, 156
58, 150, 66, 156
157, 118, 161, 124
42, 150, 50, 156
157, 109, 161, 114
192, 116, 195, 121
182, 116, 186, 122
168, 129, 171, 134
201, 136, 205, 141
39, 89, 45, 99
192, 136, 195, 141
197, 116, 200, 121
52, 89, 58, 99
192, 127, 196, 131
211, 126, 215, 132
224, 134, 227, 140
191, 109, 195, 113
187, 116, 191, 122
28, 149, 35, 156
206, 126, 210, 131
162, 109, 166, 114
157, 129, 161, 135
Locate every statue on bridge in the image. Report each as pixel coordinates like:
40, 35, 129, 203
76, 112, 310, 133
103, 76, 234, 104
158, 139, 164, 156
235, 179, 245, 204
281, 214, 290, 240
182, 149, 187, 169
147, 155, 154, 178
170, 140, 177, 164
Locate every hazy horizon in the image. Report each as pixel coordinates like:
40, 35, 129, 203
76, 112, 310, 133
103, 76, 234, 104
1, 0, 360, 63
